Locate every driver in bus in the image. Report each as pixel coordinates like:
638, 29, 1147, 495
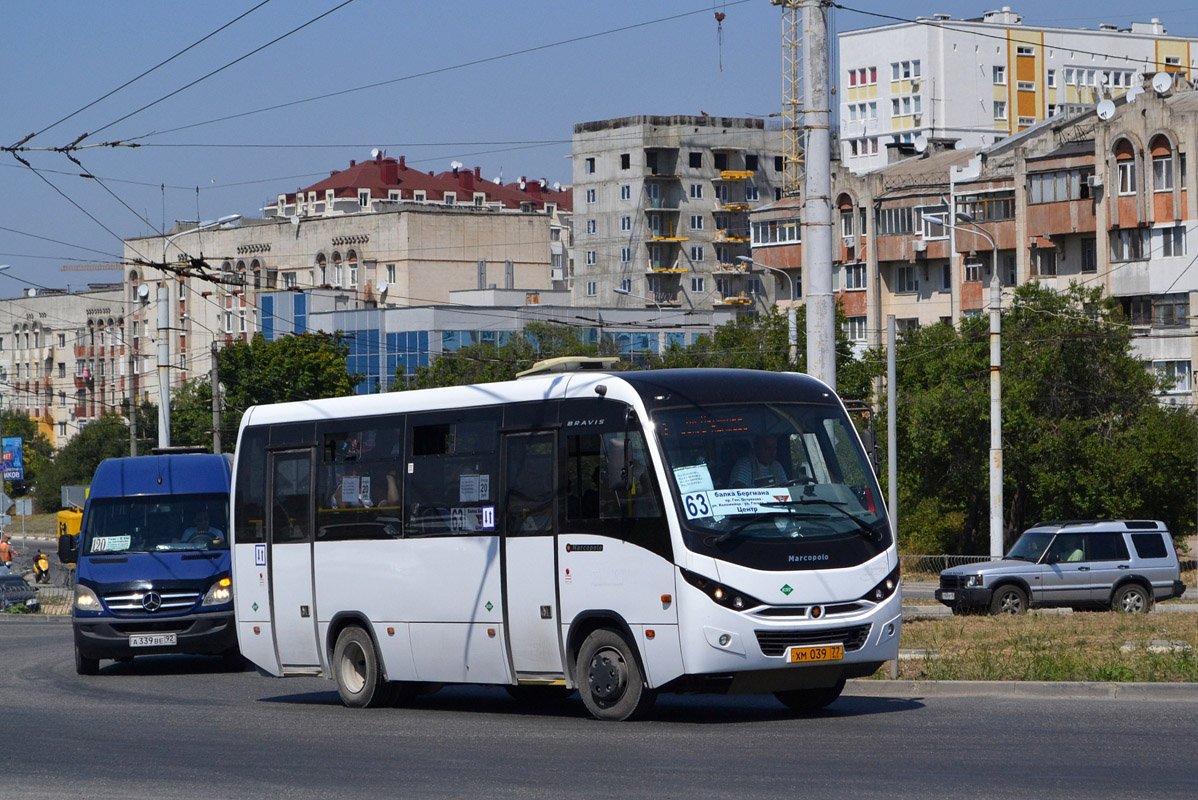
182, 507, 224, 544
730, 435, 789, 489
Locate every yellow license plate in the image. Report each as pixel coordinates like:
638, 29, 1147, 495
789, 644, 844, 663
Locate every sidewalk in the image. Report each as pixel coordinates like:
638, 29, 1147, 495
847, 679, 1198, 700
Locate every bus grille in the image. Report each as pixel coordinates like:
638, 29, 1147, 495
104, 590, 201, 614
754, 624, 871, 657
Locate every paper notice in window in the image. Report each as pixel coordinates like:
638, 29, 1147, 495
92, 535, 131, 554
341, 476, 361, 499
460, 474, 480, 503
673, 464, 714, 494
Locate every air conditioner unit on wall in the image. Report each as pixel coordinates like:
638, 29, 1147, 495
1087, 174, 1102, 188
913, 238, 927, 252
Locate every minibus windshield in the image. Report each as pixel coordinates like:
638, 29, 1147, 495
81, 494, 230, 555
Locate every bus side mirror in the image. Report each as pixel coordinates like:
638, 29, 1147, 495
58, 534, 77, 565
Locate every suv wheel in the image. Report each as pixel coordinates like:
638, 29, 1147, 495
989, 585, 1028, 615
1112, 584, 1151, 614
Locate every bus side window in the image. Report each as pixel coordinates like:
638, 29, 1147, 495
234, 427, 268, 544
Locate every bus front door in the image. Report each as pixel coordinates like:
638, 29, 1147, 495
268, 448, 322, 673
502, 432, 565, 681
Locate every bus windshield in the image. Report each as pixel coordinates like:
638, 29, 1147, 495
81, 494, 230, 555
654, 401, 890, 571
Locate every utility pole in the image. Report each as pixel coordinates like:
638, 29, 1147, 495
128, 346, 137, 457
157, 285, 171, 449
210, 342, 221, 454
802, 0, 835, 387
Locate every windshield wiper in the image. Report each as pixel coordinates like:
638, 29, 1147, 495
710, 510, 798, 545
760, 496, 884, 542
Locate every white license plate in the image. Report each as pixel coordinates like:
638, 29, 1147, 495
130, 633, 177, 648
941, 591, 955, 601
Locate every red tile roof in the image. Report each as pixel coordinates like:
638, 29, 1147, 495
282, 153, 571, 211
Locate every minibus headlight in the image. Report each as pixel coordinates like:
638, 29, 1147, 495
74, 584, 102, 613
866, 564, 901, 603
681, 569, 763, 611
202, 577, 233, 607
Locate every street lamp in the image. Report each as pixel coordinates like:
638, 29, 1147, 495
613, 287, 662, 313
737, 256, 798, 365
157, 215, 242, 449
0, 266, 7, 517
940, 210, 1003, 560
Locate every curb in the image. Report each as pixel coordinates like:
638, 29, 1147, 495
847, 679, 1198, 700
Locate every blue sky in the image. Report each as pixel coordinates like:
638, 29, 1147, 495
2, 0, 1196, 290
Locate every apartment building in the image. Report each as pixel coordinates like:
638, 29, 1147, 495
753, 81, 1198, 403
0, 284, 126, 445
839, 6, 1198, 172
571, 115, 784, 311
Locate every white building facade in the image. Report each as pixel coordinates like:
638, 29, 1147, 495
839, 7, 1198, 172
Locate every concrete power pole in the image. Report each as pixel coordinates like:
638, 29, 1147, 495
210, 342, 221, 454
802, 0, 836, 388
157, 285, 171, 449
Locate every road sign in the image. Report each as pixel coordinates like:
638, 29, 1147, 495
0, 493, 11, 514
14, 498, 32, 517
0, 515, 10, 527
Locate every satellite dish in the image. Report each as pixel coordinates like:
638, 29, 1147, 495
1152, 71, 1173, 94
518, 179, 526, 190
374, 279, 387, 295
450, 160, 463, 171
136, 284, 150, 300
553, 182, 561, 191
1125, 85, 1145, 104
370, 148, 381, 159
1096, 99, 1117, 121
913, 134, 928, 153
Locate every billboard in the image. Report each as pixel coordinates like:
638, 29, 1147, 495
2, 436, 24, 481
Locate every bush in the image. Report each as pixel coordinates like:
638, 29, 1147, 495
899, 496, 965, 554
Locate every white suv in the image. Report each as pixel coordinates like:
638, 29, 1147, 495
935, 520, 1186, 614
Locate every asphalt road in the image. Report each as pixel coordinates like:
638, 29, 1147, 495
2, 617, 1195, 800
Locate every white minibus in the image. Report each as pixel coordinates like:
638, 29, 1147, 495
230, 361, 900, 720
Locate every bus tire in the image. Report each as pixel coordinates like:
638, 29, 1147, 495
575, 628, 656, 722
75, 644, 100, 676
775, 677, 846, 713
332, 626, 394, 708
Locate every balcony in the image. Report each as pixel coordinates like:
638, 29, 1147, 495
716, 170, 755, 181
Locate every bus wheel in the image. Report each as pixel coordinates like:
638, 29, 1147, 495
75, 644, 100, 676
332, 626, 394, 708
775, 677, 846, 713
575, 629, 656, 721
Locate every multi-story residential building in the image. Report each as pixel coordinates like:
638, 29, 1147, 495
571, 115, 784, 311
754, 79, 1198, 403
0, 283, 126, 445
839, 7, 1198, 172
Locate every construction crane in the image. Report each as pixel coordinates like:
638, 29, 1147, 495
772, 0, 803, 196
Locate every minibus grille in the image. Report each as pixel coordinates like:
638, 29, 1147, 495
754, 601, 869, 618
104, 590, 201, 614
754, 624, 871, 657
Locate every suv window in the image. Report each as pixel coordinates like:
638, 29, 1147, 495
1044, 533, 1085, 563
1086, 532, 1129, 561
1130, 532, 1168, 559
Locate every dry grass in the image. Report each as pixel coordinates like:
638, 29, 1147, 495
885, 612, 1198, 682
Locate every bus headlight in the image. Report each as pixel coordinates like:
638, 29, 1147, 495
202, 577, 233, 606
866, 564, 901, 603
681, 569, 763, 611
74, 584, 102, 613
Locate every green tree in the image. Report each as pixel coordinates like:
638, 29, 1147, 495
172, 333, 359, 448
35, 412, 131, 512
658, 305, 871, 399
885, 282, 1195, 553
